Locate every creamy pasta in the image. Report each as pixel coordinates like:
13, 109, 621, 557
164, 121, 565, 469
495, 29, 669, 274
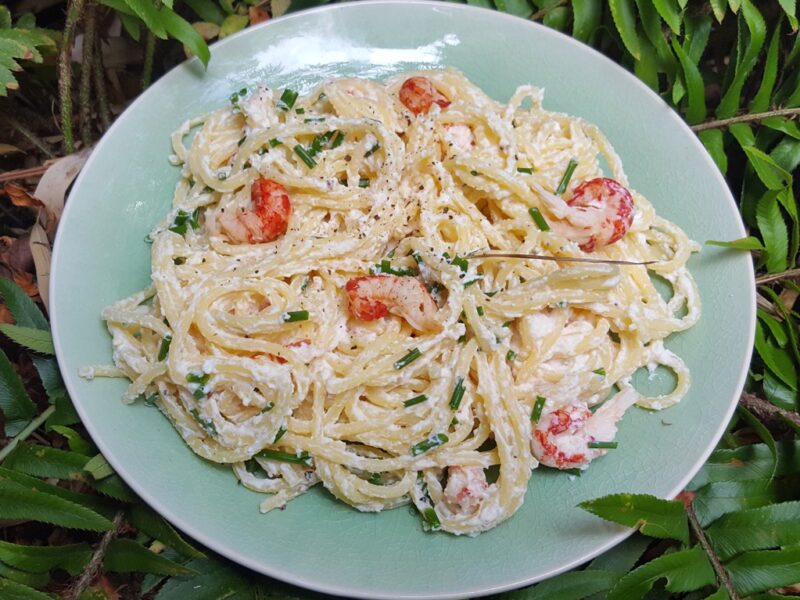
84, 70, 700, 536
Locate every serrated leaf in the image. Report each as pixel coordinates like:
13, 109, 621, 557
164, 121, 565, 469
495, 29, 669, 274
650, 0, 681, 34
0, 541, 91, 576
0, 348, 37, 436
0, 279, 48, 330
744, 146, 793, 191
763, 369, 797, 411
688, 441, 800, 489
0, 6, 10, 28
46, 395, 79, 428
609, 0, 642, 59
0, 577, 52, 600
727, 546, 800, 595
710, 0, 727, 21
698, 130, 727, 174
104, 539, 198, 576
0, 561, 49, 589
32, 357, 66, 404
84, 454, 114, 480
0, 325, 53, 355
161, 7, 210, 67
579, 494, 689, 542
218, 13, 248, 38
671, 38, 706, 124
589, 534, 651, 572
756, 192, 789, 273
128, 504, 205, 559
750, 24, 781, 113
89, 473, 137, 503
501, 569, 620, 599
777, 0, 797, 31
49, 426, 92, 455
717, 0, 766, 118
154, 555, 251, 600
754, 321, 796, 389
572, 0, 602, 43
737, 407, 777, 482
706, 501, 800, 560
758, 310, 788, 347
183, 0, 224, 24
693, 476, 800, 527
123, 0, 167, 38
635, 0, 676, 73
762, 117, 800, 141
705, 236, 763, 250
0, 25, 54, 96
0, 479, 112, 531
4, 443, 89, 480
605, 546, 715, 600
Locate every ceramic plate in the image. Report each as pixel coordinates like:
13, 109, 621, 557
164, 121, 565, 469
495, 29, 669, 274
50, 2, 755, 597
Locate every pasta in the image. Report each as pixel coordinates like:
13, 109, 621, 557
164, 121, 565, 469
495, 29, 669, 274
84, 69, 700, 536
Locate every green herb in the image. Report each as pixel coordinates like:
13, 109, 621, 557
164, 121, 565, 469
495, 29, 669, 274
365, 142, 380, 157
555, 158, 578, 195
394, 348, 422, 370
189, 409, 217, 435
411, 251, 423, 264
368, 472, 383, 485
485, 290, 498, 297
277, 88, 298, 110
588, 441, 618, 449
317, 92, 328, 103
450, 255, 469, 272
450, 416, 459, 427
217, 171, 227, 181
528, 207, 551, 231
295, 107, 305, 114
261, 402, 274, 413
502, 320, 512, 328
202, 186, 214, 193
304, 117, 326, 123
593, 367, 606, 376
331, 131, 345, 148
517, 167, 534, 174
143, 393, 159, 407
358, 178, 370, 188
476, 306, 485, 317
273, 426, 287, 444
457, 334, 466, 344
168, 208, 200, 235
403, 394, 428, 407
531, 396, 546, 422
421, 507, 441, 530
173, 257, 186, 265
157, 335, 172, 361
269, 137, 283, 147
506, 349, 516, 361
294, 145, 317, 169
470, 170, 478, 176
449, 376, 465, 410
564, 468, 582, 476
187, 371, 210, 399
283, 310, 309, 322
237, 136, 246, 146
427, 282, 443, 294
300, 276, 309, 292
373, 259, 418, 277
256, 449, 313, 466
410, 433, 448, 456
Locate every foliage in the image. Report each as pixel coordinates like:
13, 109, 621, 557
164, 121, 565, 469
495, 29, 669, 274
0, 0, 799, 598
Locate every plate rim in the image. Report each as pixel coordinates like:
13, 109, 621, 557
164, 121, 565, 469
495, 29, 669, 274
50, 2, 756, 597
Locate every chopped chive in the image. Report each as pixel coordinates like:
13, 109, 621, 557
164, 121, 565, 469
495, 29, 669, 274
588, 441, 618, 449
237, 136, 246, 146
374, 259, 418, 277
368, 472, 383, 485
217, 171, 227, 181
187, 372, 210, 386
173, 257, 186, 265
157, 335, 172, 361
421, 507, 441, 530
365, 142, 380, 157
411, 251, 423, 264
593, 367, 606, 376
300, 276, 309, 292
261, 402, 274, 413
470, 170, 478, 176
427, 282, 443, 294
555, 158, 578, 195
317, 92, 328, 103
394, 348, 422, 370
358, 177, 370, 188
476, 306, 485, 317
450, 255, 468, 272
449, 376, 465, 410
283, 310, 309, 322
309, 135, 324, 156
331, 131, 345, 148
517, 167, 534, 174
404, 394, 428, 407
278, 88, 298, 110
295, 107, 305, 114
485, 290, 498, 297
256, 449, 313, 466
189, 409, 217, 435
294, 145, 317, 168
304, 117, 326, 123
143, 393, 159, 407
269, 137, 283, 147
457, 334, 466, 344
202, 185, 213, 193
528, 207, 551, 231
531, 396, 546, 422
450, 416, 459, 427
410, 433, 448, 456
273, 426, 287, 443
506, 349, 516, 361
564, 468, 582, 476
502, 320, 512, 327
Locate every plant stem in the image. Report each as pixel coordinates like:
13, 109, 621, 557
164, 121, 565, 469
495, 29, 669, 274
530, 0, 568, 21
2, 113, 54, 158
79, 0, 97, 147
59, 0, 88, 153
691, 107, 800, 132
756, 267, 800, 285
740, 392, 800, 429
93, 30, 111, 131
142, 30, 156, 91
0, 165, 51, 183
65, 510, 125, 600
685, 502, 741, 600
0, 405, 56, 463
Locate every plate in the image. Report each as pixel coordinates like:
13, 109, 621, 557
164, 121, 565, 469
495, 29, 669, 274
50, 2, 755, 598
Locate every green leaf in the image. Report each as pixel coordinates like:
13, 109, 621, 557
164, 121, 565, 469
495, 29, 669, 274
692, 476, 800, 527
706, 501, 800, 560
571, 0, 602, 43
579, 493, 689, 542
84, 454, 114, 480
46, 395, 79, 428
763, 369, 797, 411
777, 0, 798, 31
744, 146, 793, 191
699, 130, 727, 174
3, 443, 89, 480
0, 348, 37, 436
0, 467, 117, 517
737, 406, 777, 481
118, 12, 142, 41
0, 479, 113, 531
0, 540, 91, 575
161, 7, 210, 67
705, 236, 763, 250
183, 0, 224, 24
609, 0, 642, 59
128, 504, 205, 558
0, 562, 49, 589
588, 534, 651, 572
0, 325, 53, 355
650, 0, 681, 34
758, 309, 788, 347
0, 578, 52, 600
635, 0, 676, 73
123, 0, 167, 39
50, 426, 93, 455
0, 279, 48, 330
709, 0, 727, 21
688, 441, 800, 489
495, 0, 534, 17
154, 555, 251, 600
727, 546, 800, 595
762, 117, 800, 141
671, 38, 706, 124
501, 570, 620, 599
605, 546, 715, 600
756, 192, 789, 273
219, 13, 248, 38
749, 24, 781, 113
89, 473, 137, 502
104, 539, 198, 576
0, 24, 55, 96
754, 321, 796, 389
684, 13, 712, 63
33, 357, 66, 404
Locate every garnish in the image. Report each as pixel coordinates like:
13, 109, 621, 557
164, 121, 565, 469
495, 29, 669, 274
403, 394, 428, 407
394, 348, 422, 370
588, 441, 618, 449
531, 396, 546, 422
269, 137, 283, 147
449, 376, 465, 410
273, 426, 287, 443
277, 88, 298, 111
528, 207, 551, 231
517, 167, 534, 174
256, 449, 313, 466
593, 367, 606, 376
365, 142, 380, 157
555, 158, 578, 195
189, 409, 217, 435
358, 178, 370, 188
294, 145, 317, 169
282, 310, 309, 322
506, 349, 516, 361
157, 335, 172, 361
168, 208, 200, 235
410, 433, 448, 456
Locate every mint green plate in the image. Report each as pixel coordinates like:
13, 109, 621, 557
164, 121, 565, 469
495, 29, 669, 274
51, 2, 755, 597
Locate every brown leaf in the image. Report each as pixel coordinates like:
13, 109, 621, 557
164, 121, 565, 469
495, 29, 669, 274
0, 144, 23, 156
4, 182, 41, 208
11, 270, 39, 300
249, 6, 270, 25
0, 235, 34, 273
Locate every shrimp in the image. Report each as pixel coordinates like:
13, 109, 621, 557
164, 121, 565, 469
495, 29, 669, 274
531, 389, 636, 470
344, 275, 440, 332
209, 178, 291, 244
399, 77, 451, 115
444, 466, 489, 514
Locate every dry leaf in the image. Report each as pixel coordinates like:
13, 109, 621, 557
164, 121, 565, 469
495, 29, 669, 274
0, 143, 22, 155
192, 21, 221, 41
4, 182, 41, 208
11, 269, 38, 299
34, 148, 91, 222
0, 235, 34, 274
249, 6, 270, 25
271, 0, 290, 18
29, 220, 51, 313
